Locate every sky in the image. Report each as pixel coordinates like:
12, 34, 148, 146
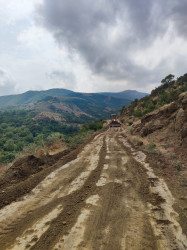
0, 0, 187, 96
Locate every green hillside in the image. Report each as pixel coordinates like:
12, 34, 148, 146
0, 89, 131, 122
0, 89, 130, 110
120, 73, 187, 118
0, 109, 104, 164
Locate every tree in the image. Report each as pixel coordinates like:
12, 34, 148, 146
4, 139, 15, 151
161, 74, 175, 85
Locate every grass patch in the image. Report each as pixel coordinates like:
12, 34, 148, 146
147, 143, 162, 155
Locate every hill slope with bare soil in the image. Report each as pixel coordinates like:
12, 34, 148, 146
120, 74, 187, 200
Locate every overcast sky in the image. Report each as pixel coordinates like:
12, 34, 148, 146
0, 0, 187, 96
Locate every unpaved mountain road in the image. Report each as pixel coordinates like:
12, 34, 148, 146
0, 130, 187, 250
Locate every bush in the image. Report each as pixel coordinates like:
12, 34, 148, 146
46, 132, 64, 145
158, 91, 170, 106
173, 162, 182, 171
81, 120, 104, 132
147, 142, 155, 150
134, 109, 142, 117
0, 152, 15, 163
4, 139, 15, 151
146, 143, 162, 155
66, 131, 92, 149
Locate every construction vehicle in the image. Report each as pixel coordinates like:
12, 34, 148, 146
109, 114, 121, 127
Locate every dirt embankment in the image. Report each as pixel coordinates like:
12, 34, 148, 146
119, 92, 187, 223
0, 132, 101, 210
131, 92, 187, 158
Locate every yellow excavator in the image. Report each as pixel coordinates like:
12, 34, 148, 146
109, 114, 121, 127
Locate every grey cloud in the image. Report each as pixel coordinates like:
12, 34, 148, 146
172, 0, 187, 38
0, 68, 16, 96
36, 0, 187, 87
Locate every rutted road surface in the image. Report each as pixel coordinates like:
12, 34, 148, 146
0, 130, 187, 250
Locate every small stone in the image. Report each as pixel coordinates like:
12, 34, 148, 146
62, 221, 67, 225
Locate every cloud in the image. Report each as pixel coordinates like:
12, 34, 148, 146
47, 70, 77, 90
0, 0, 186, 96
36, 0, 187, 90
0, 68, 16, 96
172, 0, 187, 38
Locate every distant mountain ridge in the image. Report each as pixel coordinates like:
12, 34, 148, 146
0, 88, 148, 121
0, 88, 130, 121
0, 89, 77, 108
0, 88, 147, 109
99, 90, 148, 100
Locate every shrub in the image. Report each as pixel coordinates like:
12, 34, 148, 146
4, 139, 15, 151
46, 132, 64, 145
134, 109, 142, 117
147, 142, 155, 151
0, 152, 15, 163
66, 131, 92, 149
81, 120, 104, 132
146, 143, 162, 155
127, 120, 133, 126
158, 91, 170, 105
173, 162, 182, 171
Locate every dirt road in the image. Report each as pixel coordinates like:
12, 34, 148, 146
0, 130, 187, 250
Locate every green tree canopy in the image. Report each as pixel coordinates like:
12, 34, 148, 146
161, 74, 175, 85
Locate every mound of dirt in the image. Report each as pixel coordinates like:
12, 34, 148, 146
0, 131, 101, 210
0, 155, 45, 189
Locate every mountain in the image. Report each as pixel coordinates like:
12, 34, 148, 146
0, 88, 130, 108
0, 89, 131, 122
99, 90, 148, 100
0, 89, 79, 108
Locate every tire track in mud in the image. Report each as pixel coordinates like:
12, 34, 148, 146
29, 136, 107, 250
0, 134, 105, 250
54, 133, 157, 250
118, 134, 187, 250
0, 130, 186, 250
0, 132, 102, 210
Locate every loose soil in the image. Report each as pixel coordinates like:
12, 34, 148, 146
0, 129, 186, 249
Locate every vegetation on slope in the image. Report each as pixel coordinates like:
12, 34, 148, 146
30, 96, 118, 121
0, 88, 130, 111
0, 109, 105, 164
0, 110, 79, 163
120, 73, 187, 119
63, 119, 105, 150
